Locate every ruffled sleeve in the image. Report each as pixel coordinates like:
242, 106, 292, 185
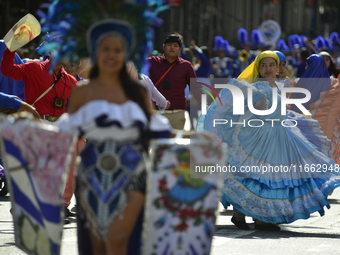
56, 100, 172, 138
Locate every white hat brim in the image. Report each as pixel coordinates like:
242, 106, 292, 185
4, 13, 41, 52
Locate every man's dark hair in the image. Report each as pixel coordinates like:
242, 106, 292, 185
163, 34, 183, 47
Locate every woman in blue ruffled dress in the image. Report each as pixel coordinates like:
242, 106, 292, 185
197, 51, 340, 231
55, 20, 173, 255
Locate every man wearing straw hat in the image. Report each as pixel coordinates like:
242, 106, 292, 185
1, 15, 77, 124
0, 13, 78, 224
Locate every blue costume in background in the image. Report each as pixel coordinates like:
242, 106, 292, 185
211, 56, 234, 78
0, 40, 25, 100
193, 46, 211, 78
295, 60, 307, 77
197, 51, 340, 224
291, 54, 330, 113
211, 36, 234, 78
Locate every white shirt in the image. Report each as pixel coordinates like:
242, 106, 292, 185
139, 74, 167, 110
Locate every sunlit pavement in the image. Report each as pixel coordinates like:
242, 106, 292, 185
1, 189, 340, 255
1, 112, 339, 255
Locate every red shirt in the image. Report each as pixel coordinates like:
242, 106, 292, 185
147, 55, 198, 110
1, 49, 77, 116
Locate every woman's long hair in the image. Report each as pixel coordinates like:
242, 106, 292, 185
328, 58, 340, 77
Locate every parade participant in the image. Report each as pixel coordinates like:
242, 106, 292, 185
250, 29, 265, 55
210, 36, 234, 78
147, 33, 201, 130
274, 50, 287, 79
237, 28, 250, 71
330, 32, 340, 67
36, 53, 88, 222
237, 28, 256, 73
310, 79, 340, 143
295, 47, 310, 77
319, 51, 340, 78
290, 54, 331, 113
49, 17, 174, 254
308, 54, 340, 163
197, 51, 340, 230
0, 41, 77, 123
187, 40, 212, 129
273, 50, 294, 92
1, 31, 78, 224
190, 40, 211, 78
33, 0, 181, 252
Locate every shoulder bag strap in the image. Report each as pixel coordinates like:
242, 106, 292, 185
154, 62, 176, 87
32, 74, 62, 107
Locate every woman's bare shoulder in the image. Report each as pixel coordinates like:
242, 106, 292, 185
68, 80, 95, 113
72, 80, 96, 95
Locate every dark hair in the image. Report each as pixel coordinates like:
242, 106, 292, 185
164, 34, 183, 46
89, 64, 152, 149
300, 47, 310, 61
327, 57, 340, 77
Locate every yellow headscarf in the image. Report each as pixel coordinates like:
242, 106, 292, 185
237, 50, 279, 83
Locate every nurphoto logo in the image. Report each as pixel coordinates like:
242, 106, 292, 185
200, 84, 311, 116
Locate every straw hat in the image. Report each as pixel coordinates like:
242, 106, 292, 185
3, 13, 41, 52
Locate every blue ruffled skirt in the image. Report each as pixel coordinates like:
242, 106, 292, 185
197, 79, 340, 224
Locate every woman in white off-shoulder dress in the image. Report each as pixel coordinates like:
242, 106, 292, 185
55, 20, 173, 255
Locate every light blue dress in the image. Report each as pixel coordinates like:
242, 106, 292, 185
197, 78, 340, 224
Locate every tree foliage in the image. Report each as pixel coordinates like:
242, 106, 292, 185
323, 0, 340, 11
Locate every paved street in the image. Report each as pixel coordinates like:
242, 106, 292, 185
212, 188, 340, 255
1, 188, 340, 255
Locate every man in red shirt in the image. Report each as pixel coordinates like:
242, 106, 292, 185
147, 34, 201, 130
1, 46, 78, 224
1, 48, 77, 122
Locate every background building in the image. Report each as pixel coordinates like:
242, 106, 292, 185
155, 0, 340, 51
0, 0, 339, 53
